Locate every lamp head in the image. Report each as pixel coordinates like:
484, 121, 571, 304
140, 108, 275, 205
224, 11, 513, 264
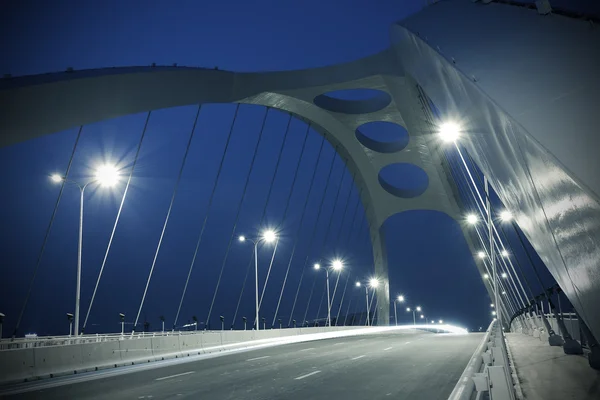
238, 235, 246, 242
466, 214, 478, 225
314, 263, 321, 270
397, 295, 404, 302
262, 229, 277, 243
50, 174, 64, 183
94, 164, 120, 187
500, 210, 513, 222
331, 260, 343, 271
477, 251, 486, 259
368, 278, 379, 288
438, 121, 461, 143
355, 282, 361, 287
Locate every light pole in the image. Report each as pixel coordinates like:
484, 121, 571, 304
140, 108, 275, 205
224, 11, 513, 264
119, 313, 125, 335
406, 306, 421, 325
0, 312, 4, 339
394, 295, 405, 326
160, 315, 165, 333
238, 229, 277, 331
243, 316, 247, 331
355, 278, 379, 326
51, 165, 120, 337
314, 260, 343, 327
67, 313, 74, 336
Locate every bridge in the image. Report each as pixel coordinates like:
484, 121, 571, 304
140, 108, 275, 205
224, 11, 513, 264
1, 1, 599, 399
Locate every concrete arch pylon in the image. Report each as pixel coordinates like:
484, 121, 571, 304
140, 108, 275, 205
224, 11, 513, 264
0, 47, 488, 328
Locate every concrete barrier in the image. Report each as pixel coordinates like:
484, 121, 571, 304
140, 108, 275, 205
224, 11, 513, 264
200, 332, 224, 354
34, 344, 83, 378
117, 337, 153, 366
178, 334, 202, 357
0, 348, 35, 383
151, 335, 182, 361
2, 325, 444, 386
79, 341, 121, 372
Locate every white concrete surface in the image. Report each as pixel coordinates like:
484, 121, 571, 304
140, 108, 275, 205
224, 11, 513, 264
506, 333, 600, 400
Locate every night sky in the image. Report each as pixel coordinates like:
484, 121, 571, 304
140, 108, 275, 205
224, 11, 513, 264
0, 0, 531, 337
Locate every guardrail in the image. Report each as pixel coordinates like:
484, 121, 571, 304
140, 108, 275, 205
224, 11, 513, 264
0, 330, 228, 350
448, 320, 517, 400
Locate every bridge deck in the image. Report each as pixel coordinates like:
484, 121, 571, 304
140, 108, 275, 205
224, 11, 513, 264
506, 333, 600, 400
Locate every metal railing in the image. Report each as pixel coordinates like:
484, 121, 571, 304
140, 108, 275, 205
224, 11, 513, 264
0, 330, 233, 350
448, 320, 517, 400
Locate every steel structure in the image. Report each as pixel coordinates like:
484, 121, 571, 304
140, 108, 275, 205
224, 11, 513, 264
1, 1, 598, 338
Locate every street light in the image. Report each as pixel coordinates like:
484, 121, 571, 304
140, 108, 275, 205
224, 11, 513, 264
439, 320, 443, 324
50, 164, 120, 337
466, 214, 478, 225
356, 278, 379, 326
238, 229, 278, 330
67, 313, 74, 337
477, 251, 486, 259
501, 250, 509, 257
406, 306, 421, 325
501, 272, 508, 279
119, 313, 125, 335
438, 121, 461, 143
483, 273, 489, 279
394, 295, 405, 326
315, 260, 343, 327
499, 210, 513, 222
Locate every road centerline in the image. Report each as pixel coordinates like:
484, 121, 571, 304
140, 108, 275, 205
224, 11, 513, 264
351, 355, 366, 360
155, 371, 195, 381
246, 355, 271, 361
295, 371, 322, 380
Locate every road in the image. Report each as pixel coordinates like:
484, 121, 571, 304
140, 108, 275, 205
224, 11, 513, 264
4, 330, 483, 400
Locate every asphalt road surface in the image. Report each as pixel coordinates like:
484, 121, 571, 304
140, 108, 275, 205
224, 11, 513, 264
4, 330, 483, 400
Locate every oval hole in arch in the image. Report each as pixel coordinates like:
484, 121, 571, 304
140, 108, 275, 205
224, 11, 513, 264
355, 121, 409, 153
313, 89, 391, 115
378, 163, 429, 198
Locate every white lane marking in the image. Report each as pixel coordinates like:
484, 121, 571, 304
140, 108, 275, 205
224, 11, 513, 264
246, 355, 271, 361
299, 347, 315, 352
155, 371, 195, 381
405, 341, 411, 344
384, 347, 393, 351
357, 339, 365, 342
295, 370, 321, 380
333, 342, 346, 345
351, 355, 366, 360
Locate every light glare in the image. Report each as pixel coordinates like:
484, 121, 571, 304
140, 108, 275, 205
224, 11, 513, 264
397, 295, 404, 302
502, 272, 508, 278
332, 260, 343, 271
355, 282, 361, 287
50, 174, 63, 183
369, 278, 379, 288
501, 250, 509, 257
262, 230, 277, 243
500, 210, 513, 222
95, 164, 120, 187
466, 214, 478, 225
416, 306, 422, 312
438, 121, 461, 143
478, 251, 486, 259
483, 273, 489, 279
238, 235, 246, 242
314, 263, 321, 270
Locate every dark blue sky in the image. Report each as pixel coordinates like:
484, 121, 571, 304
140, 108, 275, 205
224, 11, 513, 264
0, 0, 509, 336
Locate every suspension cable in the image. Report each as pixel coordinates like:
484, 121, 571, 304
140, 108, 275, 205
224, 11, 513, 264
232, 115, 296, 327
270, 124, 313, 326
291, 146, 338, 325
334, 271, 351, 324
12, 126, 84, 338
258, 239, 279, 309
82, 111, 154, 332
133, 106, 202, 331
173, 104, 241, 328
206, 107, 270, 327
306, 165, 348, 322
